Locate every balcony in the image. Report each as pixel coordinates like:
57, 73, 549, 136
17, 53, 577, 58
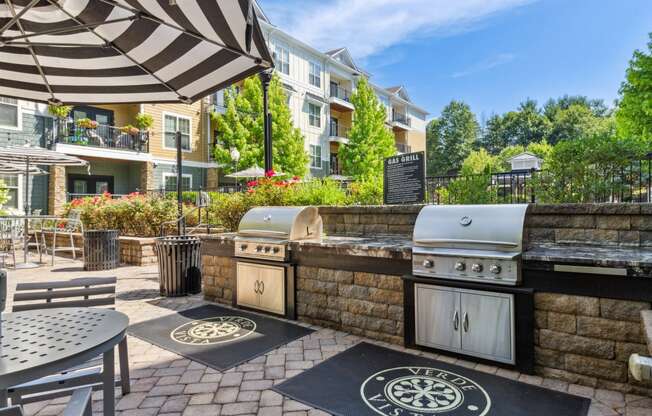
329, 124, 350, 144
391, 113, 411, 131
53, 121, 150, 160
329, 85, 354, 111
395, 143, 412, 154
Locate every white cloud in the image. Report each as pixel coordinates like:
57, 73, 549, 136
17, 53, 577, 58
261, 0, 534, 59
452, 53, 516, 78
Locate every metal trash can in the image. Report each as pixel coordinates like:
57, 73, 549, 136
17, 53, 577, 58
83, 230, 119, 271
155, 236, 202, 297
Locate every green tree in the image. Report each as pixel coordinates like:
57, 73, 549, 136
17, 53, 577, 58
547, 104, 612, 144
543, 95, 609, 120
212, 74, 308, 176
339, 77, 396, 179
617, 33, 652, 143
427, 100, 479, 175
480, 100, 551, 151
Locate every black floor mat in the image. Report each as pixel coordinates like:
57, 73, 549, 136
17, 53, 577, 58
274, 342, 590, 416
128, 304, 314, 371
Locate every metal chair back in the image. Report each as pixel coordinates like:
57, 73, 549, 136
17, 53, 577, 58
12, 277, 117, 312
64, 209, 83, 232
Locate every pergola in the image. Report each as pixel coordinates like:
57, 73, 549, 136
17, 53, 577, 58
0, 0, 274, 231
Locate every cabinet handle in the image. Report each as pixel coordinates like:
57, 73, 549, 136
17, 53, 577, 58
453, 310, 459, 331
254, 280, 260, 294
463, 312, 469, 332
259, 281, 264, 294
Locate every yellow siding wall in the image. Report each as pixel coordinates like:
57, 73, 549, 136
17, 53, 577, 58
407, 130, 426, 153
95, 104, 139, 127
143, 102, 206, 162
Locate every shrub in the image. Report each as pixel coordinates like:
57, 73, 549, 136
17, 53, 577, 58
135, 112, 154, 130
347, 177, 383, 205
64, 193, 178, 237
286, 179, 348, 206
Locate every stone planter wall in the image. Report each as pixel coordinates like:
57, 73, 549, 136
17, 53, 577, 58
39, 232, 157, 266
202, 254, 235, 305
319, 204, 652, 247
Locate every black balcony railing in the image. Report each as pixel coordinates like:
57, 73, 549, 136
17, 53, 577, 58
330, 85, 352, 102
395, 143, 411, 153
55, 121, 149, 152
329, 124, 350, 138
392, 113, 411, 126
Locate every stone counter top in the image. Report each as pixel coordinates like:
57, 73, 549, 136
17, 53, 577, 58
290, 236, 412, 259
524, 244, 652, 275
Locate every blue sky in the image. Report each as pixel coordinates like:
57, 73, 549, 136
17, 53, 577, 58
258, 0, 652, 120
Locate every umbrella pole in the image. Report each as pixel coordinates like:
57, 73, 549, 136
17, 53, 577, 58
176, 131, 183, 236
260, 70, 273, 172
23, 157, 30, 265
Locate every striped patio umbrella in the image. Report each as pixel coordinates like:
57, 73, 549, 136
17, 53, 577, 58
0, 161, 48, 175
0, 0, 273, 104
0, 145, 87, 267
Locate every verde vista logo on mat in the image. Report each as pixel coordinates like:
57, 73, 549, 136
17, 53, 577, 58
361, 367, 491, 415
171, 316, 256, 345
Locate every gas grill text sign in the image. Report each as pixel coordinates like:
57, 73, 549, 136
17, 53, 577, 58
383, 151, 425, 204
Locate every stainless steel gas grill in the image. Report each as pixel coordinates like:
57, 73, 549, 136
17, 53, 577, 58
234, 207, 322, 319
412, 204, 529, 286
407, 204, 532, 367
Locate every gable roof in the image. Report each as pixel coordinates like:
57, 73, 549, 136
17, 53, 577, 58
323, 47, 364, 73
508, 152, 542, 161
386, 85, 411, 102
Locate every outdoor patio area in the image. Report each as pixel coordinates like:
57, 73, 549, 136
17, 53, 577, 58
3, 255, 650, 416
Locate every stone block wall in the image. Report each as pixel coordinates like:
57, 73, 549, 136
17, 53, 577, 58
319, 203, 652, 247
296, 266, 404, 345
534, 293, 652, 395
202, 255, 235, 305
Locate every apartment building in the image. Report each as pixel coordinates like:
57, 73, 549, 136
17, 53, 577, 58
211, 7, 428, 178
0, 97, 217, 214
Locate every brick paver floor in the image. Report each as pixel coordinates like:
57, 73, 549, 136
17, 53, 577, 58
5, 256, 652, 416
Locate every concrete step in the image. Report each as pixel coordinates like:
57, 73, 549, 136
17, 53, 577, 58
642, 310, 652, 356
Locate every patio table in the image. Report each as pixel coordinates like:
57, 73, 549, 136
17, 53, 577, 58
0, 307, 128, 416
0, 216, 59, 267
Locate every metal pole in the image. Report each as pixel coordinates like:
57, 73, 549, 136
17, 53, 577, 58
176, 130, 183, 235
23, 156, 30, 264
259, 70, 273, 172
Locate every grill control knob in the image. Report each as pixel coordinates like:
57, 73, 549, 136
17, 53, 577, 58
490, 264, 502, 274
471, 263, 483, 273
240, 244, 248, 251
272, 247, 280, 253
454, 262, 466, 271
422, 259, 434, 268
256, 245, 263, 252
264, 246, 271, 253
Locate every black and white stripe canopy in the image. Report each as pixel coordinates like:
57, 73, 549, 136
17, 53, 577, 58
0, 0, 273, 104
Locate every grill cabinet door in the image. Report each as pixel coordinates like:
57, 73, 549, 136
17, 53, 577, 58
236, 262, 261, 309
460, 291, 514, 364
415, 284, 461, 351
256, 264, 286, 315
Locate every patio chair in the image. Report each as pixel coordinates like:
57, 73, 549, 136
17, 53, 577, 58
26, 209, 44, 263
40, 209, 83, 265
1, 386, 92, 416
0, 219, 24, 268
8, 277, 130, 405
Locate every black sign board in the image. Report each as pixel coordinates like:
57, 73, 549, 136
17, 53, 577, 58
383, 151, 425, 204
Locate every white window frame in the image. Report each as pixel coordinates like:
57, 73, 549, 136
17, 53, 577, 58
307, 102, 321, 128
309, 61, 321, 88
273, 43, 290, 76
162, 111, 192, 152
309, 144, 322, 169
0, 174, 22, 211
0, 96, 22, 131
162, 173, 193, 191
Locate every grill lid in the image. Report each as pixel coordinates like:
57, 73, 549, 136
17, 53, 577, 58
237, 206, 322, 241
413, 204, 529, 252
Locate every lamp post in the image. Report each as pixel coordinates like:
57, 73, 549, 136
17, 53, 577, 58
230, 148, 240, 191
259, 69, 274, 173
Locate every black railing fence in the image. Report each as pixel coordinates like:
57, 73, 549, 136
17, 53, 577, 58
55, 121, 149, 153
427, 158, 652, 205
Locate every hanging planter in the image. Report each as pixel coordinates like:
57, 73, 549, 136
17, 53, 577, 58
76, 118, 98, 129
120, 125, 140, 136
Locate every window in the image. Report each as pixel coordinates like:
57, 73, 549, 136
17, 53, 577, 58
307, 103, 321, 128
0, 174, 19, 209
274, 44, 289, 75
163, 113, 191, 151
309, 144, 322, 168
0, 97, 20, 129
163, 173, 192, 191
309, 62, 321, 87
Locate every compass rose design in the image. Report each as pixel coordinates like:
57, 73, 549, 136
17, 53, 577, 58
170, 316, 256, 345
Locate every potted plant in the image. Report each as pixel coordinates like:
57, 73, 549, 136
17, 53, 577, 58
120, 124, 140, 136
47, 103, 73, 141
76, 118, 98, 129
135, 112, 153, 131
